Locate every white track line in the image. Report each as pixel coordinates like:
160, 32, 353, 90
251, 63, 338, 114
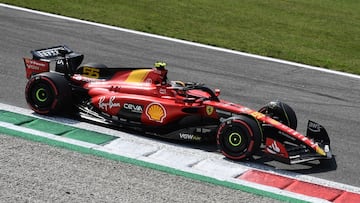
1, 3, 359, 80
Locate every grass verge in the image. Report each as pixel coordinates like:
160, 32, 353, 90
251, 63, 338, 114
2, 0, 360, 74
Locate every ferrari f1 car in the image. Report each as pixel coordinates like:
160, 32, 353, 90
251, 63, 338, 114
23, 45, 333, 164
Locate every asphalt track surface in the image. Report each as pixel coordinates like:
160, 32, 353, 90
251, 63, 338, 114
0, 4, 360, 202
0, 134, 282, 203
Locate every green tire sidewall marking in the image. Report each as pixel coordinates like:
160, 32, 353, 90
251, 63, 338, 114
229, 132, 242, 147
35, 87, 47, 102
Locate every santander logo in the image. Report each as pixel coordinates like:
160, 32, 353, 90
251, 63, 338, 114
267, 141, 280, 154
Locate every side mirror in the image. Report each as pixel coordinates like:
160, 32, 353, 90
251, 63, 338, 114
215, 89, 220, 97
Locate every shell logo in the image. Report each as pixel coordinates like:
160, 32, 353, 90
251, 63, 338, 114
146, 103, 166, 123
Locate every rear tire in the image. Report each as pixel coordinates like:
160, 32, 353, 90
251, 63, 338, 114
217, 115, 262, 161
25, 72, 71, 114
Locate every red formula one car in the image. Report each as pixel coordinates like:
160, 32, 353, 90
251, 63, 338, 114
23, 45, 332, 164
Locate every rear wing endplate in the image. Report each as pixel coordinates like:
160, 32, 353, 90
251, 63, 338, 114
23, 58, 50, 79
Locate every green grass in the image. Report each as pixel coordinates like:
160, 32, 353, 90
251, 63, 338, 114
2, 0, 360, 74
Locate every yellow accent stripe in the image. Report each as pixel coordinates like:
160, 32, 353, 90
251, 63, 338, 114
316, 146, 326, 156
125, 69, 151, 82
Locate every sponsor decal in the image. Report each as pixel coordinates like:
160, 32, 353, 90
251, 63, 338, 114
72, 75, 98, 82
206, 106, 214, 115
308, 120, 321, 132
195, 128, 212, 133
24, 59, 49, 70
215, 109, 232, 116
146, 103, 166, 123
24, 58, 50, 78
36, 48, 61, 57
56, 59, 65, 65
267, 141, 280, 154
265, 138, 288, 158
267, 118, 281, 126
250, 111, 266, 120
98, 96, 120, 111
179, 133, 201, 141
123, 103, 143, 113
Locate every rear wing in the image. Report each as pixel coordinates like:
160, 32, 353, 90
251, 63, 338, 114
24, 45, 83, 79
31, 45, 73, 60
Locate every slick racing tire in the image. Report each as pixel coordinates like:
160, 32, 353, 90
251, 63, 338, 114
217, 115, 262, 161
25, 72, 71, 114
259, 101, 297, 130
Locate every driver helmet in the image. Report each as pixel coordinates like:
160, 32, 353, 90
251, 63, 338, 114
154, 61, 167, 70
154, 61, 168, 84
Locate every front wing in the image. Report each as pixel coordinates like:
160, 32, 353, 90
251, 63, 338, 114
264, 120, 332, 164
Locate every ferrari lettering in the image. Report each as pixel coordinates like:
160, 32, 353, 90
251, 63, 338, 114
98, 96, 120, 111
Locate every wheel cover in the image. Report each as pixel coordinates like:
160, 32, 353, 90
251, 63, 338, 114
30, 82, 55, 108
228, 132, 242, 147
222, 128, 248, 154
35, 88, 48, 102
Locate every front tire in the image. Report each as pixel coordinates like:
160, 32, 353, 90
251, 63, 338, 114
259, 101, 297, 130
25, 72, 71, 114
217, 115, 262, 161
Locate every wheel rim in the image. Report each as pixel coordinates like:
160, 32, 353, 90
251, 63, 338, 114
223, 128, 248, 154
35, 88, 48, 102
229, 133, 242, 147
30, 82, 54, 108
